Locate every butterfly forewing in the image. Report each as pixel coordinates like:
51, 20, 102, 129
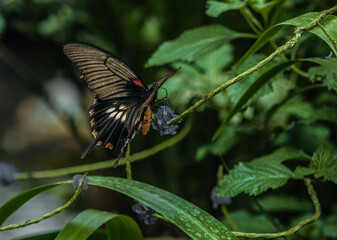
63, 43, 168, 166
63, 43, 148, 100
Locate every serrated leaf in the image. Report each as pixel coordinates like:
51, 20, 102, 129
294, 166, 316, 179
206, 0, 246, 17
80, 177, 238, 240
315, 162, 337, 184
55, 209, 143, 240
236, 13, 337, 68
294, 146, 337, 182
306, 58, 337, 93
256, 195, 312, 212
310, 145, 331, 170
148, 25, 254, 66
0, 183, 59, 226
218, 161, 294, 197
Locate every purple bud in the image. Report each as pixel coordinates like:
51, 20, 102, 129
152, 106, 181, 136
72, 174, 90, 190
210, 186, 232, 209
0, 163, 18, 186
132, 203, 158, 225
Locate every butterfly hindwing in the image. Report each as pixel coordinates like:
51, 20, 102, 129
63, 43, 148, 100
81, 98, 145, 159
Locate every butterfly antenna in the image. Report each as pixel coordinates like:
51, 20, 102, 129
146, 60, 156, 82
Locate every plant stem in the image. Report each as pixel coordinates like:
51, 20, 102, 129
168, 4, 337, 125
270, 40, 309, 78
15, 121, 191, 180
240, 7, 263, 35
317, 21, 337, 53
125, 145, 132, 180
220, 205, 238, 231
0, 173, 87, 231
232, 178, 321, 238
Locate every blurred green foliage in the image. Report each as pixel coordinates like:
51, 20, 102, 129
1, 0, 337, 239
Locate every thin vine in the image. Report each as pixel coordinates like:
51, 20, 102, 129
232, 178, 321, 239
0, 173, 88, 231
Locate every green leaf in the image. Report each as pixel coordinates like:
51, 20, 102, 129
213, 60, 298, 141
55, 209, 143, 240
256, 195, 312, 212
86, 176, 238, 240
148, 25, 254, 66
306, 106, 337, 124
323, 214, 337, 238
249, 0, 284, 24
294, 167, 316, 179
309, 15, 337, 56
278, 96, 315, 120
316, 163, 337, 184
226, 210, 277, 233
196, 126, 239, 161
306, 58, 337, 93
105, 214, 144, 240
294, 146, 337, 183
205, 0, 246, 17
195, 43, 233, 75
236, 13, 337, 69
252, 147, 311, 163
310, 145, 331, 171
235, 24, 284, 69
0, 183, 59, 226
218, 161, 294, 197
158, 44, 233, 107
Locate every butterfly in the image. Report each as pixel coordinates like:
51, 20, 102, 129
63, 43, 176, 167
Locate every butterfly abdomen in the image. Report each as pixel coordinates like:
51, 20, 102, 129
141, 106, 151, 135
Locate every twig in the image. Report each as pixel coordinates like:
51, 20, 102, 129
168, 4, 337, 125
15, 121, 191, 180
317, 21, 337, 53
0, 173, 88, 231
125, 145, 133, 180
232, 178, 321, 238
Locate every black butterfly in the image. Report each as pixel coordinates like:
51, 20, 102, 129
63, 43, 176, 167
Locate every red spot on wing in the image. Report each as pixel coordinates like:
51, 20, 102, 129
132, 79, 145, 88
